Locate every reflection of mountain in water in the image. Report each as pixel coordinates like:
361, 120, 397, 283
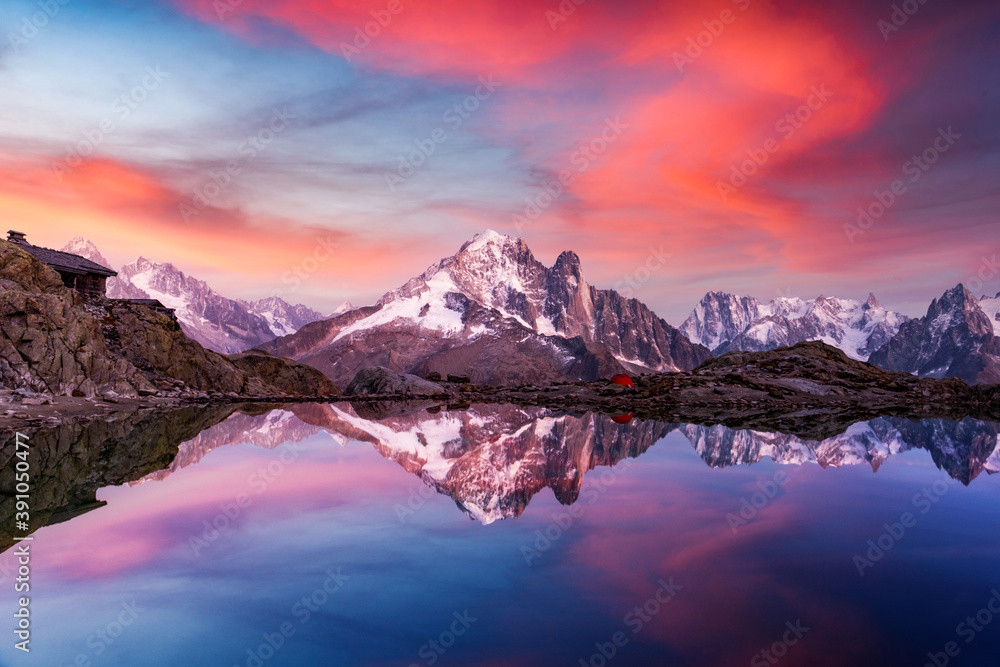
317, 404, 674, 523
136, 402, 673, 523
133, 407, 335, 484
685, 418, 1000, 483
135, 404, 1000, 524
6, 404, 999, 552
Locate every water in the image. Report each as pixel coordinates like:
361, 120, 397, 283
2, 403, 999, 667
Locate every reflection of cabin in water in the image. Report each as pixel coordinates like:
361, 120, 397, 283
6, 230, 177, 320
7, 230, 116, 298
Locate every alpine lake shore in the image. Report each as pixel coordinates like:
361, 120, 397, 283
6, 341, 1000, 444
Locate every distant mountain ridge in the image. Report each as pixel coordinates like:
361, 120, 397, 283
680, 290, 907, 361
61, 238, 326, 354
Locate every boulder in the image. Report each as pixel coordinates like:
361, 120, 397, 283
345, 367, 445, 396
229, 350, 341, 397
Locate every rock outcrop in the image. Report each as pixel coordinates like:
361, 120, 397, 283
229, 349, 341, 398
0, 240, 152, 397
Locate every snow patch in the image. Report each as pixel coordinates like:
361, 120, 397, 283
333, 270, 468, 342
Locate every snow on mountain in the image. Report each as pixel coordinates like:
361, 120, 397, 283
681, 291, 906, 361
683, 421, 903, 471
330, 300, 354, 317
60, 236, 113, 270
136, 409, 323, 484
245, 296, 326, 338
979, 293, 1000, 336
260, 230, 710, 385
986, 440, 1000, 475
679, 291, 763, 352
868, 285, 1000, 384
61, 238, 329, 354
107, 257, 326, 354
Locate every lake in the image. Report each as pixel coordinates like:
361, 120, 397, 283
2, 403, 999, 667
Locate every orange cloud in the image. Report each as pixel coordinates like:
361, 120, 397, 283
0, 153, 417, 305
164, 0, 995, 311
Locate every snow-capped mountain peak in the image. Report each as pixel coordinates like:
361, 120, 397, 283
262, 231, 710, 385
245, 296, 326, 338
109, 257, 327, 353
680, 291, 763, 352
330, 300, 355, 317
459, 228, 516, 255
868, 284, 1000, 384
374, 230, 587, 337
59, 236, 114, 270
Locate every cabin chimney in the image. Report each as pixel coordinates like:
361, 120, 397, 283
7, 230, 26, 245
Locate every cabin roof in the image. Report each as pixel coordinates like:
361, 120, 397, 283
17, 243, 117, 278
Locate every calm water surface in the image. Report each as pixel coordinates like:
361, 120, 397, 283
2, 403, 999, 667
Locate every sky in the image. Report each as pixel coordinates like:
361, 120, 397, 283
0, 0, 998, 322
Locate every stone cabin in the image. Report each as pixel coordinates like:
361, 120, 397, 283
7, 230, 117, 298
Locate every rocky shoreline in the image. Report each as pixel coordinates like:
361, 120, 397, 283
5, 342, 999, 440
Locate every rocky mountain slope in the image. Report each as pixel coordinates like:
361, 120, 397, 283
106, 257, 325, 354
0, 240, 339, 399
261, 230, 710, 386
680, 290, 906, 360
868, 285, 1000, 385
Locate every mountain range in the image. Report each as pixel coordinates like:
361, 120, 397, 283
61, 237, 330, 354
61, 232, 1000, 385
869, 285, 1000, 385
679, 291, 907, 360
